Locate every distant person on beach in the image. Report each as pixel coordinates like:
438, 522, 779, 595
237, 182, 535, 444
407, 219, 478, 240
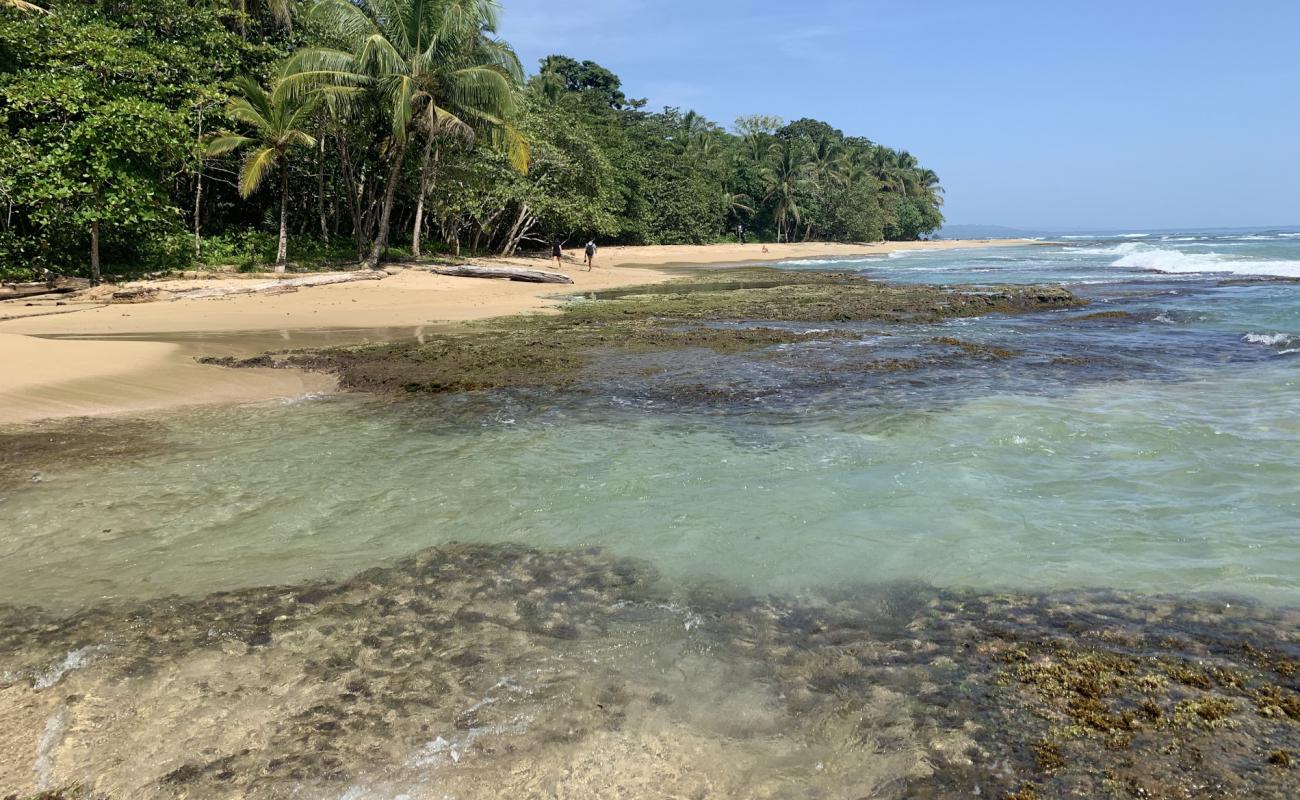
584, 240, 597, 270
552, 239, 563, 267
737, 224, 745, 244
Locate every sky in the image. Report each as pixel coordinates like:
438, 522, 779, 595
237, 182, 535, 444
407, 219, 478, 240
497, 0, 1300, 232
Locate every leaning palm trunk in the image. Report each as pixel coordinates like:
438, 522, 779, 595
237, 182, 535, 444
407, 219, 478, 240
317, 137, 329, 243
410, 135, 437, 259
365, 139, 407, 269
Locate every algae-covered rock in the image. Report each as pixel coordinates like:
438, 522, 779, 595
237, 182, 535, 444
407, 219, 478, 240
0, 545, 1295, 799
273, 269, 1083, 398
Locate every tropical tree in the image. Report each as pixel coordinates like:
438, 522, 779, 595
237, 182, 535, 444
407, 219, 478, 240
915, 166, 944, 206
286, 0, 525, 267
721, 189, 753, 234
761, 139, 810, 242
204, 75, 320, 270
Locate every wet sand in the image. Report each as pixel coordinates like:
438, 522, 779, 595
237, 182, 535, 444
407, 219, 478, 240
0, 240, 1026, 424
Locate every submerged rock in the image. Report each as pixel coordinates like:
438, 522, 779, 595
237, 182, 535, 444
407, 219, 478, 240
0, 543, 1294, 799
269, 269, 1084, 398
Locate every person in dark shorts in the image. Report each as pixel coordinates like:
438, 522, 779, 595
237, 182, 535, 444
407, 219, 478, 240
552, 239, 563, 267
584, 240, 597, 270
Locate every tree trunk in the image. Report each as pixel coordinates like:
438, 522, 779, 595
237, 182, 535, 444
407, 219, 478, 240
365, 138, 408, 269
194, 108, 204, 261
275, 168, 289, 272
410, 133, 435, 259
501, 203, 535, 256
317, 137, 328, 243
335, 130, 365, 261
89, 218, 101, 286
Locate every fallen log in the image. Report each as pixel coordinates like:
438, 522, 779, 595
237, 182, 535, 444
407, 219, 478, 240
429, 264, 574, 284
172, 270, 386, 300
0, 285, 78, 301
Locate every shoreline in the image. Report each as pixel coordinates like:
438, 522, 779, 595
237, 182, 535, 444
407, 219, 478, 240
0, 239, 1029, 425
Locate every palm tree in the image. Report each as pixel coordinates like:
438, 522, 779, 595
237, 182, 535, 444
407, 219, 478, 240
229, 0, 295, 36
761, 140, 810, 243
406, 30, 525, 258
915, 167, 944, 206
204, 76, 320, 271
286, 0, 525, 268
721, 189, 754, 234
808, 136, 843, 188
2, 0, 47, 12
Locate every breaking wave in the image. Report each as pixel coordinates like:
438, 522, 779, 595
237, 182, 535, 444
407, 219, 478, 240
1243, 332, 1300, 354
1108, 245, 1300, 278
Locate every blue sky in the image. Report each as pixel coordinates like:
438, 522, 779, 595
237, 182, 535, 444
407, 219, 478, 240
497, 0, 1300, 231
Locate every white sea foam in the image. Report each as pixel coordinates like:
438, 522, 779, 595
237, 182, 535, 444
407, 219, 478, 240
34, 645, 104, 689
1070, 241, 1144, 256
1243, 333, 1299, 348
782, 258, 859, 266
1109, 246, 1300, 278
34, 706, 70, 789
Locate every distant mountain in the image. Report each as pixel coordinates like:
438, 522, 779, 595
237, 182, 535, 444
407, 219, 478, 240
935, 224, 1045, 240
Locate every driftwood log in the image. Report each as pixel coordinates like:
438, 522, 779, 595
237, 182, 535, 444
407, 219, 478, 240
171, 270, 386, 300
0, 277, 87, 301
0, 285, 78, 301
429, 264, 574, 284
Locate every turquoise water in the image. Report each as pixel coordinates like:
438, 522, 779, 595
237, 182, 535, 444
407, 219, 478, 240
3, 231, 1300, 611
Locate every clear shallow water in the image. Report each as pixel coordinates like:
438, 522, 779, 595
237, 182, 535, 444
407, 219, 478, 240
2, 230, 1299, 610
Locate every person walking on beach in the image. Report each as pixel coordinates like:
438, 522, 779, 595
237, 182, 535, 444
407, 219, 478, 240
737, 224, 745, 244
552, 239, 563, 268
584, 240, 597, 271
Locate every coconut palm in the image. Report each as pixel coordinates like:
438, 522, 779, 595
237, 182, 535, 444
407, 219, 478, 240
2, 0, 47, 12
721, 189, 754, 233
286, 0, 525, 267
915, 167, 944, 206
204, 76, 320, 271
227, 0, 295, 37
807, 136, 843, 188
761, 140, 811, 243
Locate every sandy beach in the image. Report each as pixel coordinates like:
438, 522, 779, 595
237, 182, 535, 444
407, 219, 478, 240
0, 240, 1026, 424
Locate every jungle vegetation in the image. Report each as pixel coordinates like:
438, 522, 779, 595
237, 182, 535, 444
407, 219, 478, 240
0, 0, 945, 280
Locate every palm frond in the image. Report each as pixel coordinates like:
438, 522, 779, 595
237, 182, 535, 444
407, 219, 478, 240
226, 97, 272, 132
203, 134, 254, 157
385, 74, 416, 142
305, 0, 378, 43
2, 0, 47, 13
238, 146, 280, 197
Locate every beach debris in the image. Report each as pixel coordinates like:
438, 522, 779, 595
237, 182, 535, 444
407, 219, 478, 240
108, 286, 161, 303
427, 264, 574, 284
169, 270, 387, 300
0, 281, 83, 301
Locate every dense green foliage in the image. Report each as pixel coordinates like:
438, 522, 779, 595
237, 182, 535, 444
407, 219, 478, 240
0, 0, 944, 280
